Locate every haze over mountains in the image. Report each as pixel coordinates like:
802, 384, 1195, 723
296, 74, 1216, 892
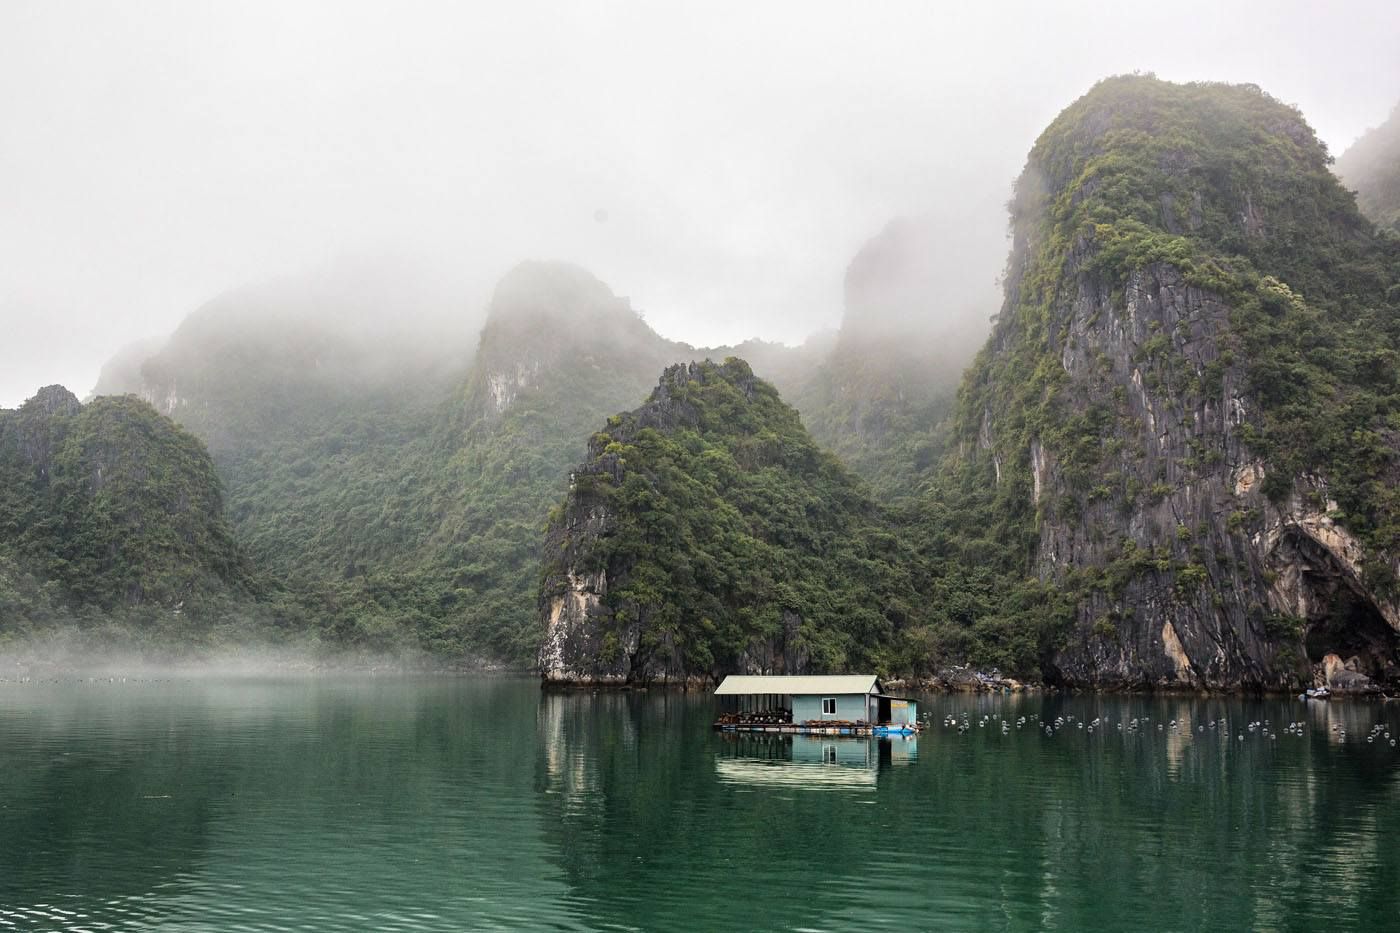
37, 218, 982, 663
6, 70, 1399, 692
1336, 102, 1400, 233
4, 2, 1398, 410
4, 1, 1400, 688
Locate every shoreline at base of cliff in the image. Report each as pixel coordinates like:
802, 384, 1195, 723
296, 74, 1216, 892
538, 669, 1398, 699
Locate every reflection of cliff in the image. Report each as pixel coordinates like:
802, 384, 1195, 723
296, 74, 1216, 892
7, 683, 1398, 929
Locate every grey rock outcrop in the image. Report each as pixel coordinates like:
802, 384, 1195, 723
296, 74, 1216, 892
987, 253, 1400, 689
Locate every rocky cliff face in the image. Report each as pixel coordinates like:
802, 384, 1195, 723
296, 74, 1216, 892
538, 362, 758, 684
1016, 257, 1399, 689
959, 76, 1400, 690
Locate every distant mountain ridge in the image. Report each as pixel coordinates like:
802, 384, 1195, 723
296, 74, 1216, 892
1336, 101, 1400, 233
79, 260, 835, 662
50, 75, 1399, 691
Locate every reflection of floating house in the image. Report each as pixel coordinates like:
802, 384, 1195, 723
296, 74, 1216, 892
714, 733, 916, 789
715, 755, 878, 789
712, 675, 919, 735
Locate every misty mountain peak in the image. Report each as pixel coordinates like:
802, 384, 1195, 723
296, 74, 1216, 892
843, 217, 934, 336
468, 261, 678, 417
838, 215, 993, 355
20, 385, 81, 417
486, 260, 635, 327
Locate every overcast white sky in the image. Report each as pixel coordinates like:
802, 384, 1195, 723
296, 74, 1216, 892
2, 0, 1398, 407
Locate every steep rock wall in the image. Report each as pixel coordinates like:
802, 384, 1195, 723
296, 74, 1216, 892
956, 76, 1400, 691
987, 255, 1399, 690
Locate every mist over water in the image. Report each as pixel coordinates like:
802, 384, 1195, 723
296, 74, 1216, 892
0, 635, 481, 682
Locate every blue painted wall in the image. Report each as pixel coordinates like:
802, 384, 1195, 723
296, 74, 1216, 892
792, 693, 872, 723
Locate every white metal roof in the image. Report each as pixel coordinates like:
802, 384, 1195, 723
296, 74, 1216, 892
713, 675, 880, 696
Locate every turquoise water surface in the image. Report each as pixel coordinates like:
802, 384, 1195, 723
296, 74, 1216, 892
2, 677, 1399, 931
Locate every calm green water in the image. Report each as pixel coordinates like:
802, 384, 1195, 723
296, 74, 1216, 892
2, 677, 1399, 931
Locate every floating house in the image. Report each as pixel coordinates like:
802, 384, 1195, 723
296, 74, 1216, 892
712, 674, 919, 735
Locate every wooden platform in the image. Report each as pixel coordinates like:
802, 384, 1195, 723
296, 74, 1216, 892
714, 723, 919, 736
716, 723, 871, 735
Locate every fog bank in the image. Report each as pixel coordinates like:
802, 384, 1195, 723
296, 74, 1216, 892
2, 0, 1398, 406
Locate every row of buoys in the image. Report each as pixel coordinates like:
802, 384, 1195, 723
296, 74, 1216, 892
937, 711, 1398, 746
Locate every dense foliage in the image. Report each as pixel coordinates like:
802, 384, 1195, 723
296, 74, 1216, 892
548, 359, 928, 674
0, 387, 256, 643
77, 262, 744, 664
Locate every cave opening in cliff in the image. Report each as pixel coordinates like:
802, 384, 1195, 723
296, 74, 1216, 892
1303, 585, 1400, 688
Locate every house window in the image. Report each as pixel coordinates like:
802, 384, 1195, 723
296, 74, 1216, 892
822, 697, 837, 716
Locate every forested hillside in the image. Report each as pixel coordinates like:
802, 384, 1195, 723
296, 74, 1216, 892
538, 359, 923, 682
76, 261, 825, 662
18, 75, 1398, 688
0, 387, 250, 637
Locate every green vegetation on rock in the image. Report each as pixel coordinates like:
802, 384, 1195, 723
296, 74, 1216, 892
962, 74, 1398, 553
0, 386, 253, 643
541, 76, 1400, 687
925, 75, 1400, 684
75, 261, 806, 665
540, 359, 926, 678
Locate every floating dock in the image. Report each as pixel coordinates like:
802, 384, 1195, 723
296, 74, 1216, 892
716, 722, 884, 736
712, 675, 921, 735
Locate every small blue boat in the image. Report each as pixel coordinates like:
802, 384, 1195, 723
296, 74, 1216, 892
873, 725, 916, 736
